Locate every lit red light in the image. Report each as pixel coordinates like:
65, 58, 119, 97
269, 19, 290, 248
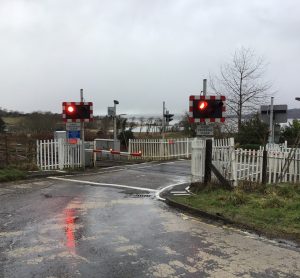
67, 106, 75, 113
198, 101, 208, 110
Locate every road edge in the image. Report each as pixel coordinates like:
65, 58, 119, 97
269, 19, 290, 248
165, 197, 300, 248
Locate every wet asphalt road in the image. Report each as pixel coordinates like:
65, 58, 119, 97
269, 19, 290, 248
0, 160, 300, 278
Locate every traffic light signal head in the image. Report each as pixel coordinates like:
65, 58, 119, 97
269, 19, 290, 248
62, 102, 93, 122
189, 95, 225, 123
164, 112, 174, 124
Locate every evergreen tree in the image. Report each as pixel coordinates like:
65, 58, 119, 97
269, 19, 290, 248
0, 117, 5, 133
236, 113, 269, 146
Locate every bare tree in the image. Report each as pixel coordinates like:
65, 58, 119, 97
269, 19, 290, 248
145, 117, 154, 135
138, 117, 145, 134
210, 47, 271, 132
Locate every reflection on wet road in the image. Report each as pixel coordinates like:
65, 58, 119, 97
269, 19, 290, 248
65, 209, 76, 252
0, 160, 300, 277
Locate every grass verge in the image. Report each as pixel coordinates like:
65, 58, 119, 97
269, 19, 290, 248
0, 168, 26, 182
171, 182, 300, 243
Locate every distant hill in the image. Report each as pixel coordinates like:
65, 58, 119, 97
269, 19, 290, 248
287, 109, 300, 119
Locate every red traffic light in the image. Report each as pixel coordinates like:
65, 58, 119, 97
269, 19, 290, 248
67, 105, 75, 113
62, 102, 93, 122
188, 95, 226, 123
198, 101, 208, 110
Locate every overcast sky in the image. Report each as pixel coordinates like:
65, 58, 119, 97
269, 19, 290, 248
1, 0, 300, 116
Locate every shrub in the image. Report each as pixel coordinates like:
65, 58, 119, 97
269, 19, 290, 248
239, 144, 261, 150
0, 168, 26, 182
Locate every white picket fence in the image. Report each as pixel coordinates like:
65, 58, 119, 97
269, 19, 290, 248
235, 148, 300, 183
235, 149, 263, 182
260, 141, 288, 152
192, 138, 300, 185
36, 137, 300, 184
191, 138, 237, 185
36, 139, 82, 170
128, 138, 192, 160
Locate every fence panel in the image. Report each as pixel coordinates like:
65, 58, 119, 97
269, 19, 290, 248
36, 139, 82, 170
235, 149, 263, 182
212, 138, 237, 186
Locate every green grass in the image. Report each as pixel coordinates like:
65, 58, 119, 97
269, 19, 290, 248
0, 168, 26, 182
172, 183, 300, 242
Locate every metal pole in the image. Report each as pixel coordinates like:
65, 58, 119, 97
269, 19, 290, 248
114, 102, 117, 148
80, 88, 85, 169
162, 101, 165, 139
268, 97, 274, 144
204, 139, 212, 185
203, 79, 207, 96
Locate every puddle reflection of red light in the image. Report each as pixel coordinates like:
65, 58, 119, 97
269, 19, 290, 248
65, 209, 76, 252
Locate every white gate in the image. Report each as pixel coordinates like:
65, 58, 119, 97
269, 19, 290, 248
191, 138, 237, 185
36, 139, 82, 170
192, 138, 300, 185
128, 138, 192, 160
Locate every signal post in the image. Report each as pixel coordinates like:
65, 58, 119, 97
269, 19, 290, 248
62, 92, 93, 168
189, 85, 226, 185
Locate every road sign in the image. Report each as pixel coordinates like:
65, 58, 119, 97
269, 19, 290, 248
260, 105, 287, 124
66, 122, 81, 131
196, 124, 214, 136
67, 130, 81, 139
68, 138, 78, 144
108, 107, 115, 117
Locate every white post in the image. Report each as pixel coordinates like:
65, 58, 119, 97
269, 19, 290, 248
58, 138, 64, 170
229, 138, 237, 186
268, 97, 274, 144
36, 140, 40, 169
186, 138, 189, 158
93, 140, 96, 167
191, 138, 205, 182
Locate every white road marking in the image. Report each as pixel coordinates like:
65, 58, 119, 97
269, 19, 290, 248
172, 193, 190, 196
48, 176, 157, 192
155, 182, 189, 201
133, 161, 181, 170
